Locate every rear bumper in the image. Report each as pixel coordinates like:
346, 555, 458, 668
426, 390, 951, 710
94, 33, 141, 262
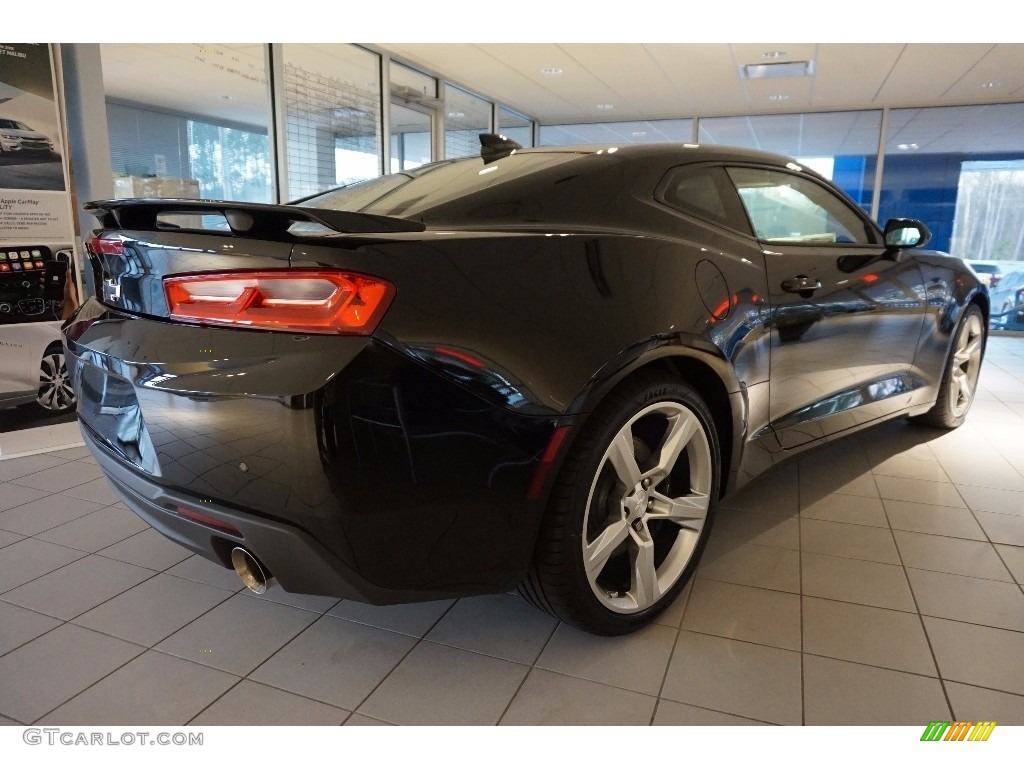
82, 425, 442, 602
64, 300, 556, 602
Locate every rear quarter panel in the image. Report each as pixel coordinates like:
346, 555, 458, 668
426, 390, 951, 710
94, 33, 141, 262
292, 227, 772, 420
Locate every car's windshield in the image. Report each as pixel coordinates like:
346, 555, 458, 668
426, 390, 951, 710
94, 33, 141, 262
0, 119, 31, 130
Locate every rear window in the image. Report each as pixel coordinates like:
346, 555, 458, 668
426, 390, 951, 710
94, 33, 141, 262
302, 152, 582, 218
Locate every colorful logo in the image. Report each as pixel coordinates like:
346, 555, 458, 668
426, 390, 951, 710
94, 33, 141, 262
921, 721, 996, 741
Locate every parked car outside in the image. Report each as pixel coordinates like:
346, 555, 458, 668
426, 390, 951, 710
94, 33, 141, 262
968, 261, 1003, 288
988, 268, 1024, 329
64, 137, 988, 635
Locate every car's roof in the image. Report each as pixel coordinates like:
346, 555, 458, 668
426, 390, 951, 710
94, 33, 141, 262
517, 142, 799, 166
398, 142, 808, 180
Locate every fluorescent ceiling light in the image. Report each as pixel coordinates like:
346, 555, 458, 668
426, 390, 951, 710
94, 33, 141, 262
541, 67, 563, 75
740, 61, 815, 79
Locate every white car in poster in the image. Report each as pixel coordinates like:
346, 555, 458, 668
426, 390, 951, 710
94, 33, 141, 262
0, 118, 56, 156
0, 319, 72, 413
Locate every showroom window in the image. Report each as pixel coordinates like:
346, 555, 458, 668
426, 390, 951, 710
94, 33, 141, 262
497, 106, 534, 147
540, 119, 694, 146
444, 85, 492, 159
698, 111, 882, 215
389, 63, 436, 172
282, 44, 383, 199
879, 103, 1024, 332
101, 43, 273, 203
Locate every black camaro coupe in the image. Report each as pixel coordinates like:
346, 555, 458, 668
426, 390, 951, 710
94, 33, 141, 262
64, 137, 987, 635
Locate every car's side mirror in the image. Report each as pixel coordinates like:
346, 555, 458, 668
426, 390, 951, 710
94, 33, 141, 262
883, 218, 931, 249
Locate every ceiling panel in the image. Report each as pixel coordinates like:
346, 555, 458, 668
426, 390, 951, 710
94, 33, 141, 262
874, 44, 993, 104
555, 45, 684, 119
644, 45, 746, 117
940, 44, 1024, 103
811, 44, 904, 108
102, 43, 268, 127
99, 43, 1024, 131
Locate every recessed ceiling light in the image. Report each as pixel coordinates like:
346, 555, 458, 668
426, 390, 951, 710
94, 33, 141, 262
541, 67, 563, 75
897, 143, 920, 151
631, 131, 647, 136
762, 50, 788, 59
447, 111, 465, 118
980, 81, 1002, 89
219, 95, 235, 100
768, 94, 790, 101
595, 104, 614, 110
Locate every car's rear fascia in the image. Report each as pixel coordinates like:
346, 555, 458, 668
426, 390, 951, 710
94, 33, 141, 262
64, 299, 557, 602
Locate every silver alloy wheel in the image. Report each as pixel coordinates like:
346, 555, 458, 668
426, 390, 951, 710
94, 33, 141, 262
582, 400, 712, 613
37, 350, 75, 412
950, 310, 984, 419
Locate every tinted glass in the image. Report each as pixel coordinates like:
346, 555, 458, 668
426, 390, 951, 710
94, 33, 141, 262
727, 167, 875, 245
301, 171, 420, 210
659, 166, 750, 234
307, 152, 580, 217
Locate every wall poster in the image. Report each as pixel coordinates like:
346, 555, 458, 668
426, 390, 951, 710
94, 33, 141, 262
1, 43, 83, 444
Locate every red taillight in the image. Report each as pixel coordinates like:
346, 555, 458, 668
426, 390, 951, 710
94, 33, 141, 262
163, 270, 394, 335
87, 235, 125, 256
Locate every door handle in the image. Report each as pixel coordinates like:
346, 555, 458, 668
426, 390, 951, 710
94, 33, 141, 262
781, 275, 822, 295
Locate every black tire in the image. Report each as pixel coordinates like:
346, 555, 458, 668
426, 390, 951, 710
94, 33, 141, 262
35, 343, 76, 415
910, 304, 985, 429
519, 374, 720, 635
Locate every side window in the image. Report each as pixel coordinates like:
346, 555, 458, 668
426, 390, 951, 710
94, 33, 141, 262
726, 167, 876, 245
657, 165, 753, 235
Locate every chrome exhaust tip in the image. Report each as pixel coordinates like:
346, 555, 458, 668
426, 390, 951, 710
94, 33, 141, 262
230, 547, 272, 594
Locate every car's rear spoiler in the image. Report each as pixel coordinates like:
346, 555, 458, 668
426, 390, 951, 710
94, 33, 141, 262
84, 198, 426, 238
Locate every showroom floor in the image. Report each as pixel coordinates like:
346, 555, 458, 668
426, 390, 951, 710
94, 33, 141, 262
1, 338, 1023, 727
